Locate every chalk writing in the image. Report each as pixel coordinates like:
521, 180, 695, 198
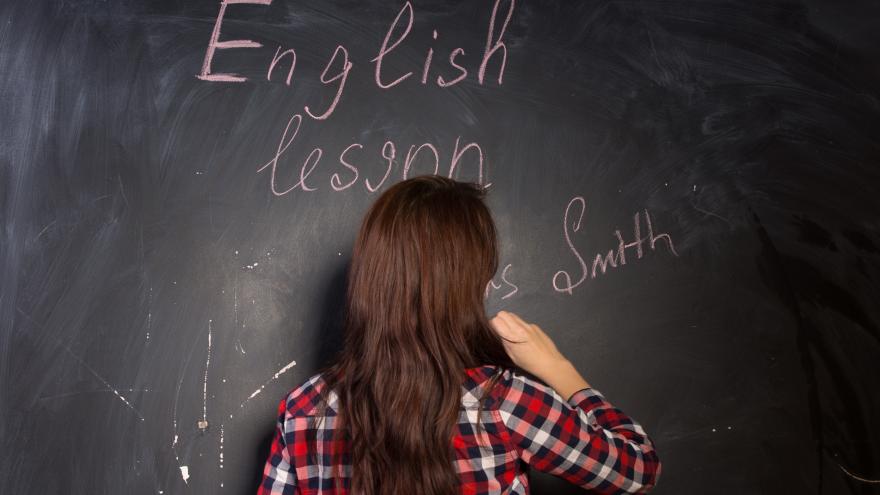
197, 0, 514, 194
197, 0, 271, 83
256, 113, 488, 195
553, 196, 679, 295
199, 0, 513, 97
485, 263, 518, 300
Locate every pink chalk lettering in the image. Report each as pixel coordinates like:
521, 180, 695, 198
305, 45, 352, 120
299, 148, 321, 192
372, 2, 414, 89
554, 200, 679, 292
448, 136, 487, 187
331, 143, 362, 191
366, 141, 397, 192
591, 248, 619, 278
256, 113, 302, 195
591, 209, 677, 278
478, 0, 514, 85
437, 48, 468, 87
197, 0, 271, 82
267, 45, 297, 85
645, 209, 679, 256
485, 263, 518, 300
421, 30, 438, 84
403, 143, 440, 179
552, 196, 588, 295
614, 212, 645, 265
256, 113, 321, 195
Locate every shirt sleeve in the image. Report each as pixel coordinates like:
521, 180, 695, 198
256, 396, 298, 495
496, 369, 661, 493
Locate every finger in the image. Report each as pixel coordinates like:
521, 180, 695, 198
489, 315, 513, 337
506, 311, 533, 332
493, 313, 527, 343
498, 311, 526, 334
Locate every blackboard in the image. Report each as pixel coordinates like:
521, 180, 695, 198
2, 0, 879, 493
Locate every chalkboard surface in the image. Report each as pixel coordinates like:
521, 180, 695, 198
2, 0, 879, 493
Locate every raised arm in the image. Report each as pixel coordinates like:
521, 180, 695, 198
497, 368, 661, 493
490, 311, 661, 493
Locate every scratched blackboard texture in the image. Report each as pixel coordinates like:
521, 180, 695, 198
2, 0, 879, 493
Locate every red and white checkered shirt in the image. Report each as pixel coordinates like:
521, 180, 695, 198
257, 364, 661, 494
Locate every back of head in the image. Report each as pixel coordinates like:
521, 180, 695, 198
318, 175, 513, 494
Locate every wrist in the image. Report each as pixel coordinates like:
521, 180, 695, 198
542, 359, 591, 400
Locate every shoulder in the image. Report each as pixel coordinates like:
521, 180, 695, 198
279, 371, 337, 418
462, 364, 548, 408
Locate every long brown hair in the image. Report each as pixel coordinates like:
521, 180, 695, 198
311, 175, 515, 494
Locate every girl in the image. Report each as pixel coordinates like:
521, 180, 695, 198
257, 175, 661, 494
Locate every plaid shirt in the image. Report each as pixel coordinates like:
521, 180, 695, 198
257, 364, 661, 494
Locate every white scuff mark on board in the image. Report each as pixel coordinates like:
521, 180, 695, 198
233, 281, 238, 327
201, 319, 213, 428
219, 424, 225, 470
179, 465, 190, 483
147, 285, 153, 342
15, 307, 145, 422
240, 359, 297, 408
171, 318, 212, 486
60, 341, 145, 421
36, 387, 150, 401
837, 462, 880, 483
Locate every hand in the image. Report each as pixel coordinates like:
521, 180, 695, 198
490, 311, 591, 399
490, 311, 568, 377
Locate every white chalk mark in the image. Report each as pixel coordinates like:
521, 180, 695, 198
240, 359, 297, 408
180, 465, 190, 483
171, 433, 183, 484
147, 285, 153, 342
233, 282, 238, 327
38, 388, 151, 401
14, 307, 145, 421
117, 173, 130, 210
171, 317, 212, 484
646, 27, 665, 79
837, 462, 880, 483
35, 220, 55, 241
219, 424, 225, 470
202, 319, 213, 425
61, 343, 145, 421
691, 203, 732, 227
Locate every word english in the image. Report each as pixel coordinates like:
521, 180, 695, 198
197, 0, 515, 121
